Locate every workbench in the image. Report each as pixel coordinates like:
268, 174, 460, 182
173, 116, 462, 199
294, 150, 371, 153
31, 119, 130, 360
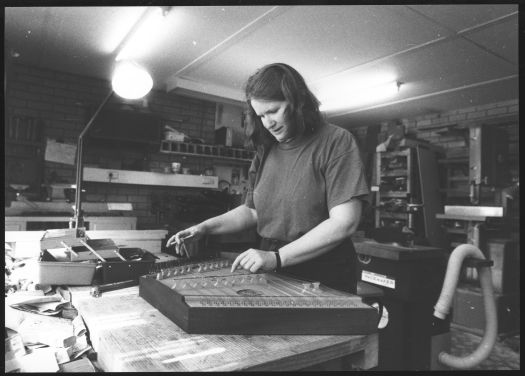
69, 286, 378, 371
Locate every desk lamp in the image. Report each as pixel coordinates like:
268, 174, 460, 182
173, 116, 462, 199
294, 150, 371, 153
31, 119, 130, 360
71, 61, 153, 237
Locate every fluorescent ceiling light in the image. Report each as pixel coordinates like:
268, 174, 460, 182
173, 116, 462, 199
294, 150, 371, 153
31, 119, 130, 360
316, 73, 401, 112
112, 61, 153, 99
101, 7, 147, 54
116, 7, 167, 61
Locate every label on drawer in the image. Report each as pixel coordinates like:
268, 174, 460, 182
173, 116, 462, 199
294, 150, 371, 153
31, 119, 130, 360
361, 270, 395, 289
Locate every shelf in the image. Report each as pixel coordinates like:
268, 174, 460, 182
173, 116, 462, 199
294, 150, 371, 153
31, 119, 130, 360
83, 167, 218, 189
443, 228, 467, 235
160, 140, 255, 162
379, 191, 410, 198
378, 149, 410, 157
88, 135, 160, 146
5, 216, 137, 231
447, 176, 469, 182
381, 169, 408, 177
5, 201, 110, 216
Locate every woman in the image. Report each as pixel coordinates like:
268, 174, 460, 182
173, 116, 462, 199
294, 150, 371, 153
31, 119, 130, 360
166, 63, 369, 293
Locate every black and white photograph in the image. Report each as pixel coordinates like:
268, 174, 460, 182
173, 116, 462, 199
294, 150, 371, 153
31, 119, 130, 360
4, 3, 519, 372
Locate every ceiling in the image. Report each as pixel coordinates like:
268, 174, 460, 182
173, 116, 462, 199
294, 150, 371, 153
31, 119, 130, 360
5, 5, 519, 128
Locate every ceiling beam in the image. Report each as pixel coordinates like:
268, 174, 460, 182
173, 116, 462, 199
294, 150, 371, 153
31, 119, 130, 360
328, 74, 518, 117
167, 77, 244, 106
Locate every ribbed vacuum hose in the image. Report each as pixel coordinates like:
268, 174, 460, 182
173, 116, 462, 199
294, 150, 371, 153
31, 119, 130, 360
433, 244, 498, 369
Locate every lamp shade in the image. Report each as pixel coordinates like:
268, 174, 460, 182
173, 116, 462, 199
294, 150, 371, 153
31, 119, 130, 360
111, 61, 153, 99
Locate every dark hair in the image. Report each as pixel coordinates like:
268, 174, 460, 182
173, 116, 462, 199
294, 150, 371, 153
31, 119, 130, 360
243, 63, 324, 151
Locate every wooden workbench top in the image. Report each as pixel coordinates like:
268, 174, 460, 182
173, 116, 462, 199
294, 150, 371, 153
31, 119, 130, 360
70, 286, 377, 372
354, 240, 446, 261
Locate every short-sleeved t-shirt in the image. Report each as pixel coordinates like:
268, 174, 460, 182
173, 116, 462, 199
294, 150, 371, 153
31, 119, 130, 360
245, 122, 369, 242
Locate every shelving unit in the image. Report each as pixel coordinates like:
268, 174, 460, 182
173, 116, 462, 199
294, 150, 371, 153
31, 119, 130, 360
5, 115, 45, 192
160, 140, 255, 163
374, 146, 444, 247
375, 148, 413, 229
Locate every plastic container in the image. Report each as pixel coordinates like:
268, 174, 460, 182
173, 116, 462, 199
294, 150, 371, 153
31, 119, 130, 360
36, 262, 96, 285
30, 255, 97, 286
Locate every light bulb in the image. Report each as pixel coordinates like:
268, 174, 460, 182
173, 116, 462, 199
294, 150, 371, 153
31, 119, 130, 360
111, 61, 153, 99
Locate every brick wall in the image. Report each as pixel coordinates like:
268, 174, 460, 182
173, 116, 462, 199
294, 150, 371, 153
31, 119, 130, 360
5, 63, 241, 230
407, 99, 518, 165
351, 99, 519, 182
6, 62, 518, 231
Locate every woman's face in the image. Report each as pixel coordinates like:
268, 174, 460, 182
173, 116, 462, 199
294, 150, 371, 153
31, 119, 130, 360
250, 98, 296, 143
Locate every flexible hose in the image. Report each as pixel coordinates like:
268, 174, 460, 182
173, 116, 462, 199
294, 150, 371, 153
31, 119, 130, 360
433, 244, 498, 369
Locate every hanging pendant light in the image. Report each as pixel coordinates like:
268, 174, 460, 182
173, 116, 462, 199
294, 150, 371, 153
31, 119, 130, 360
111, 60, 153, 100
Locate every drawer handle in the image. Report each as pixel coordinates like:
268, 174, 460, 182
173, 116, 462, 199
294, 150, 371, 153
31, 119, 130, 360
357, 254, 372, 264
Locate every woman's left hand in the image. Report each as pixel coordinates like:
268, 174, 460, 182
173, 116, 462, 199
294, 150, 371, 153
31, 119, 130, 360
231, 248, 277, 273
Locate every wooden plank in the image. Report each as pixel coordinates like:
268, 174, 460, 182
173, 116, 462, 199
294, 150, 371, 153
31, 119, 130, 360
354, 241, 445, 261
85, 229, 167, 240
86, 230, 168, 253
443, 205, 503, 217
5, 230, 46, 242
70, 286, 378, 372
436, 213, 488, 222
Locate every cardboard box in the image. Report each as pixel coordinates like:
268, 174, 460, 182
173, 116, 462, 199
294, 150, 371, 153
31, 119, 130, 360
452, 285, 520, 335
215, 126, 245, 148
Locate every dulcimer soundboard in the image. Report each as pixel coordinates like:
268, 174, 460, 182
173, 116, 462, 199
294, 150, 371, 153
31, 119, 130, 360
139, 257, 378, 335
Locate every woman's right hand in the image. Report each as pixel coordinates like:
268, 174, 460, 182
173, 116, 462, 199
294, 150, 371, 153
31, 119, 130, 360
166, 225, 205, 257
